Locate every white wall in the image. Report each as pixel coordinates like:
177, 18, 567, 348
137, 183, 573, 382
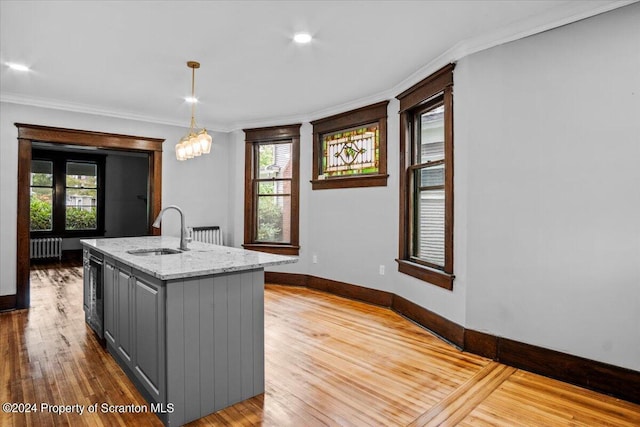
159, 131, 230, 243
305, 113, 399, 293
459, 4, 640, 370
231, 102, 467, 324
229, 3, 639, 370
0, 102, 230, 296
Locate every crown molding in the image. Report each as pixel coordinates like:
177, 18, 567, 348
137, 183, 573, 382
388, 0, 637, 100
226, 91, 391, 132
0, 92, 233, 133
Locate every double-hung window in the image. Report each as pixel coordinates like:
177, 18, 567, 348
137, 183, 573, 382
30, 149, 105, 237
30, 159, 54, 232
243, 125, 300, 255
65, 161, 100, 230
397, 64, 454, 289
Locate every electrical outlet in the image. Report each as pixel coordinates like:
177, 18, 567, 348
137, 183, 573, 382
312, 254, 318, 264
379, 265, 385, 275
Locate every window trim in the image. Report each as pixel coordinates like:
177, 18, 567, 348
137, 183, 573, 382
396, 64, 455, 290
310, 101, 389, 190
243, 124, 301, 256
30, 149, 106, 238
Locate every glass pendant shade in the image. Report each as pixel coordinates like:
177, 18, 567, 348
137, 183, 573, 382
190, 134, 202, 156
183, 136, 194, 158
198, 130, 213, 154
176, 142, 187, 161
175, 61, 213, 161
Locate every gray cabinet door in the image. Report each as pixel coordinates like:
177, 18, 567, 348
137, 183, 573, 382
117, 269, 133, 365
82, 249, 90, 313
133, 277, 165, 401
103, 262, 116, 347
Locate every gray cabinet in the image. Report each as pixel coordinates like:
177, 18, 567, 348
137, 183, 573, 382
102, 259, 135, 366
133, 276, 165, 402
82, 248, 90, 313
102, 256, 167, 404
103, 261, 116, 347
116, 268, 133, 365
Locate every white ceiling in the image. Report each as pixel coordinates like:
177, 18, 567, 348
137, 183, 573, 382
0, 1, 633, 132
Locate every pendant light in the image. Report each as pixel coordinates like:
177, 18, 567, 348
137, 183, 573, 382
175, 61, 213, 161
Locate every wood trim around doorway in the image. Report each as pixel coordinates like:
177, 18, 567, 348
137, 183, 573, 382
14, 123, 164, 310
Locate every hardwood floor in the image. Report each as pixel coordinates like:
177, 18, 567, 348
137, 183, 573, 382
1, 262, 638, 426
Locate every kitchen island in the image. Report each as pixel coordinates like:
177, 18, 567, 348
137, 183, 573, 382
81, 236, 297, 426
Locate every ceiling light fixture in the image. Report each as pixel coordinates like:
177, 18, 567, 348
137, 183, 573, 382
7, 62, 30, 72
175, 61, 212, 161
293, 33, 312, 44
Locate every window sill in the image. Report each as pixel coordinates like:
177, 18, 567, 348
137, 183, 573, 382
396, 259, 454, 290
30, 230, 106, 239
311, 174, 388, 190
243, 243, 300, 256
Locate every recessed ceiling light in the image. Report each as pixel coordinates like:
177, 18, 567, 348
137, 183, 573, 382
293, 33, 312, 44
7, 62, 30, 72
185, 96, 198, 103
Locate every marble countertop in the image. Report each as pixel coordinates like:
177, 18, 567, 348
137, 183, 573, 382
80, 236, 297, 281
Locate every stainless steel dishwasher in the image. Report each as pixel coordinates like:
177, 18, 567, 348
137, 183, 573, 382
86, 251, 104, 340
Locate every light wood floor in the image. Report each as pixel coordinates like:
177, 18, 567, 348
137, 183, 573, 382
1, 262, 638, 426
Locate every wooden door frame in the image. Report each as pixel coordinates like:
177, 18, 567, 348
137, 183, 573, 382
15, 123, 164, 309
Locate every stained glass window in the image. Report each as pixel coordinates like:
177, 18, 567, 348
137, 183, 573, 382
311, 101, 388, 190
321, 124, 379, 178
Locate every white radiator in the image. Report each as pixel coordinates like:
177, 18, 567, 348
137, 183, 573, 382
30, 237, 63, 260
190, 226, 223, 246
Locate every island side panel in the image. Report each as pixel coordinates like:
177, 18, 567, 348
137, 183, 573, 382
183, 278, 202, 420
212, 274, 229, 409
165, 280, 186, 426
199, 278, 215, 415
227, 276, 242, 405
252, 269, 265, 396
240, 271, 254, 399
166, 269, 265, 426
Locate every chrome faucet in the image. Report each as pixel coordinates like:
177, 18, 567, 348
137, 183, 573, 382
152, 205, 191, 251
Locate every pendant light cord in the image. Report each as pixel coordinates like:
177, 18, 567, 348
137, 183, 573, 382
190, 65, 197, 131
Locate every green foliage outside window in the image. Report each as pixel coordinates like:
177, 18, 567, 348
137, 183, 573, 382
256, 144, 283, 241
30, 157, 101, 234
30, 195, 52, 231
257, 200, 282, 241
30, 195, 97, 231
66, 207, 97, 230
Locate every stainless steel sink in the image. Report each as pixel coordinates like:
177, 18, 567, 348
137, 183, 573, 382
127, 248, 182, 256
